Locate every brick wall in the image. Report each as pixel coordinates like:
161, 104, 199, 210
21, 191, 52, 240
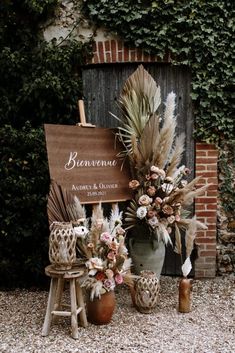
194, 143, 218, 277
90, 40, 171, 64
88, 39, 218, 278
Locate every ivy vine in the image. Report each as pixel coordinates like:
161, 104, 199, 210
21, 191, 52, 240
81, 0, 234, 144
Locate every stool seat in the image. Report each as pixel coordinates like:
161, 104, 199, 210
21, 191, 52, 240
42, 264, 88, 339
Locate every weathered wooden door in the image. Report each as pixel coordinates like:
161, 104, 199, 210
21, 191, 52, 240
82, 63, 194, 276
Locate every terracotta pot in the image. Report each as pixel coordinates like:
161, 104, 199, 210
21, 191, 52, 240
86, 291, 116, 325
178, 277, 193, 313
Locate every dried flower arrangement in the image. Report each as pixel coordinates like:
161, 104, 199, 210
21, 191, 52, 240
114, 65, 209, 276
71, 202, 132, 300
47, 182, 132, 299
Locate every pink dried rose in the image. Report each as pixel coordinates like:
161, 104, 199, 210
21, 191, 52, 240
147, 209, 156, 218
103, 278, 115, 291
162, 204, 174, 215
151, 173, 159, 180
175, 214, 181, 222
129, 179, 140, 189
108, 240, 119, 252
138, 194, 152, 206
100, 232, 112, 243
114, 273, 123, 284
107, 251, 116, 260
147, 186, 156, 196
148, 216, 159, 228
155, 197, 163, 204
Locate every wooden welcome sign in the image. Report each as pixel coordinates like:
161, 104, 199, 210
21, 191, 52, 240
44, 124, 132, 204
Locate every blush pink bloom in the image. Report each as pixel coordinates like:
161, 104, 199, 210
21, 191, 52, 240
175, 214, 181, 222
162, 204, 174, 215
100, 232, 112, 243
107, 251, 116, 260
138, 194, 152, 206
115, 273, 123, 284
129, 179, 140, 189
147, 186, 156, 196
103, 278, 115, 291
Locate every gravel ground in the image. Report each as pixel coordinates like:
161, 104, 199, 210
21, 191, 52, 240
0, 275, 234, 353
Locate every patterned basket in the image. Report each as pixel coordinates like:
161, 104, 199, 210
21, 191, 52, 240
134, 270, 160, 313
49, 222, 76, 270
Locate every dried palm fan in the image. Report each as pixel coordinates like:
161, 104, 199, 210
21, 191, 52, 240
47, 180, 74, 224
115, 65, 186, 182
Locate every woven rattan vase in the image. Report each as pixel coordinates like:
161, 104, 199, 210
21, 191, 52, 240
134, 270, 160, 314
49, 222, 76, 270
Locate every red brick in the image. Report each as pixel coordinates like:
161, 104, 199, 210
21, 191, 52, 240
196, 211, 217, 218
106, 52, 111, 63
196, 165, 207, 171
207, 150, 218, 157
196, 144, 216, 150
200, 250, 217, 256
97, 41, 104, 63
130, 50, 136, 61
117, 41, 123, 50
111, 40, 117, 62
206, 190, 218, 197
195, 197, 217, 203
196, 237, 216, 243
124, 47, 129, 61
196, 151, 207, 157
195, 204, 206, 210
136, 48, 143, 61
104, 40, 110, 51
206, 244, 217, 250
118, 51, 123, 62
206, 203, 217, 210
196, 157, 218, 164
207, 164, 217, 171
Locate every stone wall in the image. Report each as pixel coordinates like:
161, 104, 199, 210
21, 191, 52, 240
42, 0, 234, 277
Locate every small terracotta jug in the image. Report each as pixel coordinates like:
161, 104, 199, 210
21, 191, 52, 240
178, 277, 192, 313
86, 291, 116, 325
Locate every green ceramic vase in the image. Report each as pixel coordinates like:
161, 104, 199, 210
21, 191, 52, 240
128, 226, 166, 278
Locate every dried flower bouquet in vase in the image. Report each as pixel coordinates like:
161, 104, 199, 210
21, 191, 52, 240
113, 65, 209, 277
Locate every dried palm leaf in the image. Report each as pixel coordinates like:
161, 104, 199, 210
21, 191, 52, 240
47, 180, 72, 224
116, 65, 161, 155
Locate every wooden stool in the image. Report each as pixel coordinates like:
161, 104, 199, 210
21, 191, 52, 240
42, 265, 88, 339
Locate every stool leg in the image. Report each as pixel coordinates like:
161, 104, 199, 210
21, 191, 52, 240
54, 277, 64, 310
42, 277, 57, 336
76, 283, 88, 327
70, 278, 79, 339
